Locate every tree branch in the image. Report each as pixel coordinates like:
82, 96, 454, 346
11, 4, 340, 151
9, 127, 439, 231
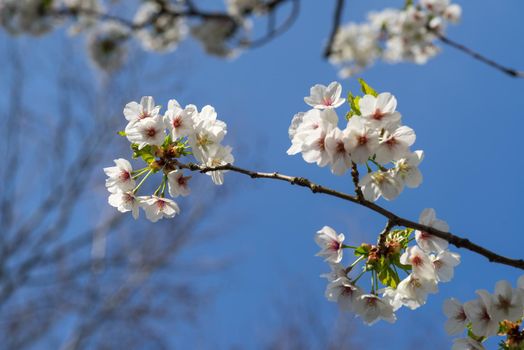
176, 161, 524, 271
323, 0, 345, 58
436, 33, 524, 78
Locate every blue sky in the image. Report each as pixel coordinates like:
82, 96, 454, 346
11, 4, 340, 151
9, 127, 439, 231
3, 0, 524, 348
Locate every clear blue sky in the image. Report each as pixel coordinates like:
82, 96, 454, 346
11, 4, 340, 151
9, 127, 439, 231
3, 0, 524, 348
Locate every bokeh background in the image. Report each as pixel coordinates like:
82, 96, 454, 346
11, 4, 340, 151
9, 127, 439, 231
1, 0, 523, 349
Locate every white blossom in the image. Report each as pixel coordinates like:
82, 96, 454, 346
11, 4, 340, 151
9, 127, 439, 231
108, 191, 140, 219
320, 263, 347, 282
134, 1, 186, 52
124, 96, 161, 126
104, 158, 135, 193
374, 125, 416, 164
359, 93, 401, 131
202, 145, 234, 185
353, 294, 396, 325
344, 116, 379, 164
164, 99, 196, 139
325, 277, 363, 312
87, 22, 129, 71
415, 208, 449, 253
431, 250, 460, 282
400, 245, 437, 281
304, 82, 346, 110
188, 105, 227, 162
463, 290, 499, 337
359, 171, 403, 201
315, 226, 345, 264
287, 109, 338, 157
325, 127, 352, 175
392, 150, 424, 188
452, 338, 485, 350
491, 280, 524, 323
167, 170, 191, 197
443, 298, 468, 335
140, 195, 180, 222
125, 116, 166, 150
394, 273, 438, 310
191, 18, 239, 58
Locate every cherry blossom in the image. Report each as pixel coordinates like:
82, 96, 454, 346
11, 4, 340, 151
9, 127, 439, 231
124, 96, 161, 126
324, 127, 352, 175
359, 171, 403, 201
443, 298, 468, 335
359, 93, 401, 130
315, 226, 345, 264
344, 116, 379, 164
167, 170, 191, 197
431, 250, 461, 282
125, 116, 166, 149
491, 280, 524, 322
463, 290, 499, 337
415, 208, 449, 253
140, 195, 181, 223
164, 100, 196, 139
108, 191, 141, 220
353, 294, 396, 325
392, 150, 424, 188
104, 158, 135, 193
325, 277, 363, 312
452, 338, 485, 350
374, 125, 416, 164
304, 82, 346, 110
400, 246, 436, 281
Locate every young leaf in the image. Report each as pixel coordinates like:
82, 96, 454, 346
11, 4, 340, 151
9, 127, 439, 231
131, 144, 155, 164
358, 78, 378, 97
117, 131, 126, 136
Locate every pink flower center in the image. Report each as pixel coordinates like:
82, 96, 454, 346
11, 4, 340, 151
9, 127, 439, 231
329, 240, 340, 251
177, 176, 187, 186
173, 116, 182, 128
146, 127, 157, 138
120, 170, 131, 181
336, 141, 345, 154
372, 108, 384, 120
357, 135, 368, 145
386, 137, 397, 149
322, 97, 333, 106
317, 137, 326, 151
156, 199, 166, 209
412, 256, 423, 266
139, 111, 151, 119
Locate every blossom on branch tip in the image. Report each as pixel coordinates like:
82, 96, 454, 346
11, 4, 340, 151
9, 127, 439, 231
167, 170, 191, 197
451, 338, 485, 350
124, 96, 161, 126
304, 82, 346, 110
430, 250, 460, 282
325, 277, 363, 312
353, 294, 397, 325
315, 226, 345, 263
415, 208, 449, 253
108, 191, 140, 219
463, 290, 499, 337
140, 195, 180, 223
164, 99, 196, 139
359, 93, 401, 131
125, 116, 166, 149
392, 150, 424, 189
359, 171, 402, 201
203, 145, 234, 186
104, 158, 135, 193
443, 298, 468, 335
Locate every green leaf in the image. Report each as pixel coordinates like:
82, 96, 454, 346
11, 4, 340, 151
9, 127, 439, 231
358, 78, 378, 97
347, 92, 361, 119
131, 144, 155, 164
378, 265, 400, 289
354, 245, 369, 257
117, 131, 126, 136
162, 135, 172, 148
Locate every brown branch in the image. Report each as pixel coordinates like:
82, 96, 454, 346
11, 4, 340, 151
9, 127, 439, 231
176, 161, 524, 271
437, 33, 524, 78
323, 0, 345, 58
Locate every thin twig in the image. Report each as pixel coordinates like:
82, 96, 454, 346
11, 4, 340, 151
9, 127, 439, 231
323, 0, 345, 58
177, 161, 524, 271
437, 33, 524, 78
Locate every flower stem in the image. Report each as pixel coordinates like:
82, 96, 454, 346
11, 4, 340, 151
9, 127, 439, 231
133, 170, 153, 194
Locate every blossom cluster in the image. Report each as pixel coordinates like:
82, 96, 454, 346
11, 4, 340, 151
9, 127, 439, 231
288, 80, 422, 202
315, 208, 461, 325
0, 0, 269, 70
444, 275, 524, 350
329, 0, 462, 77
104, 96, 233, 222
